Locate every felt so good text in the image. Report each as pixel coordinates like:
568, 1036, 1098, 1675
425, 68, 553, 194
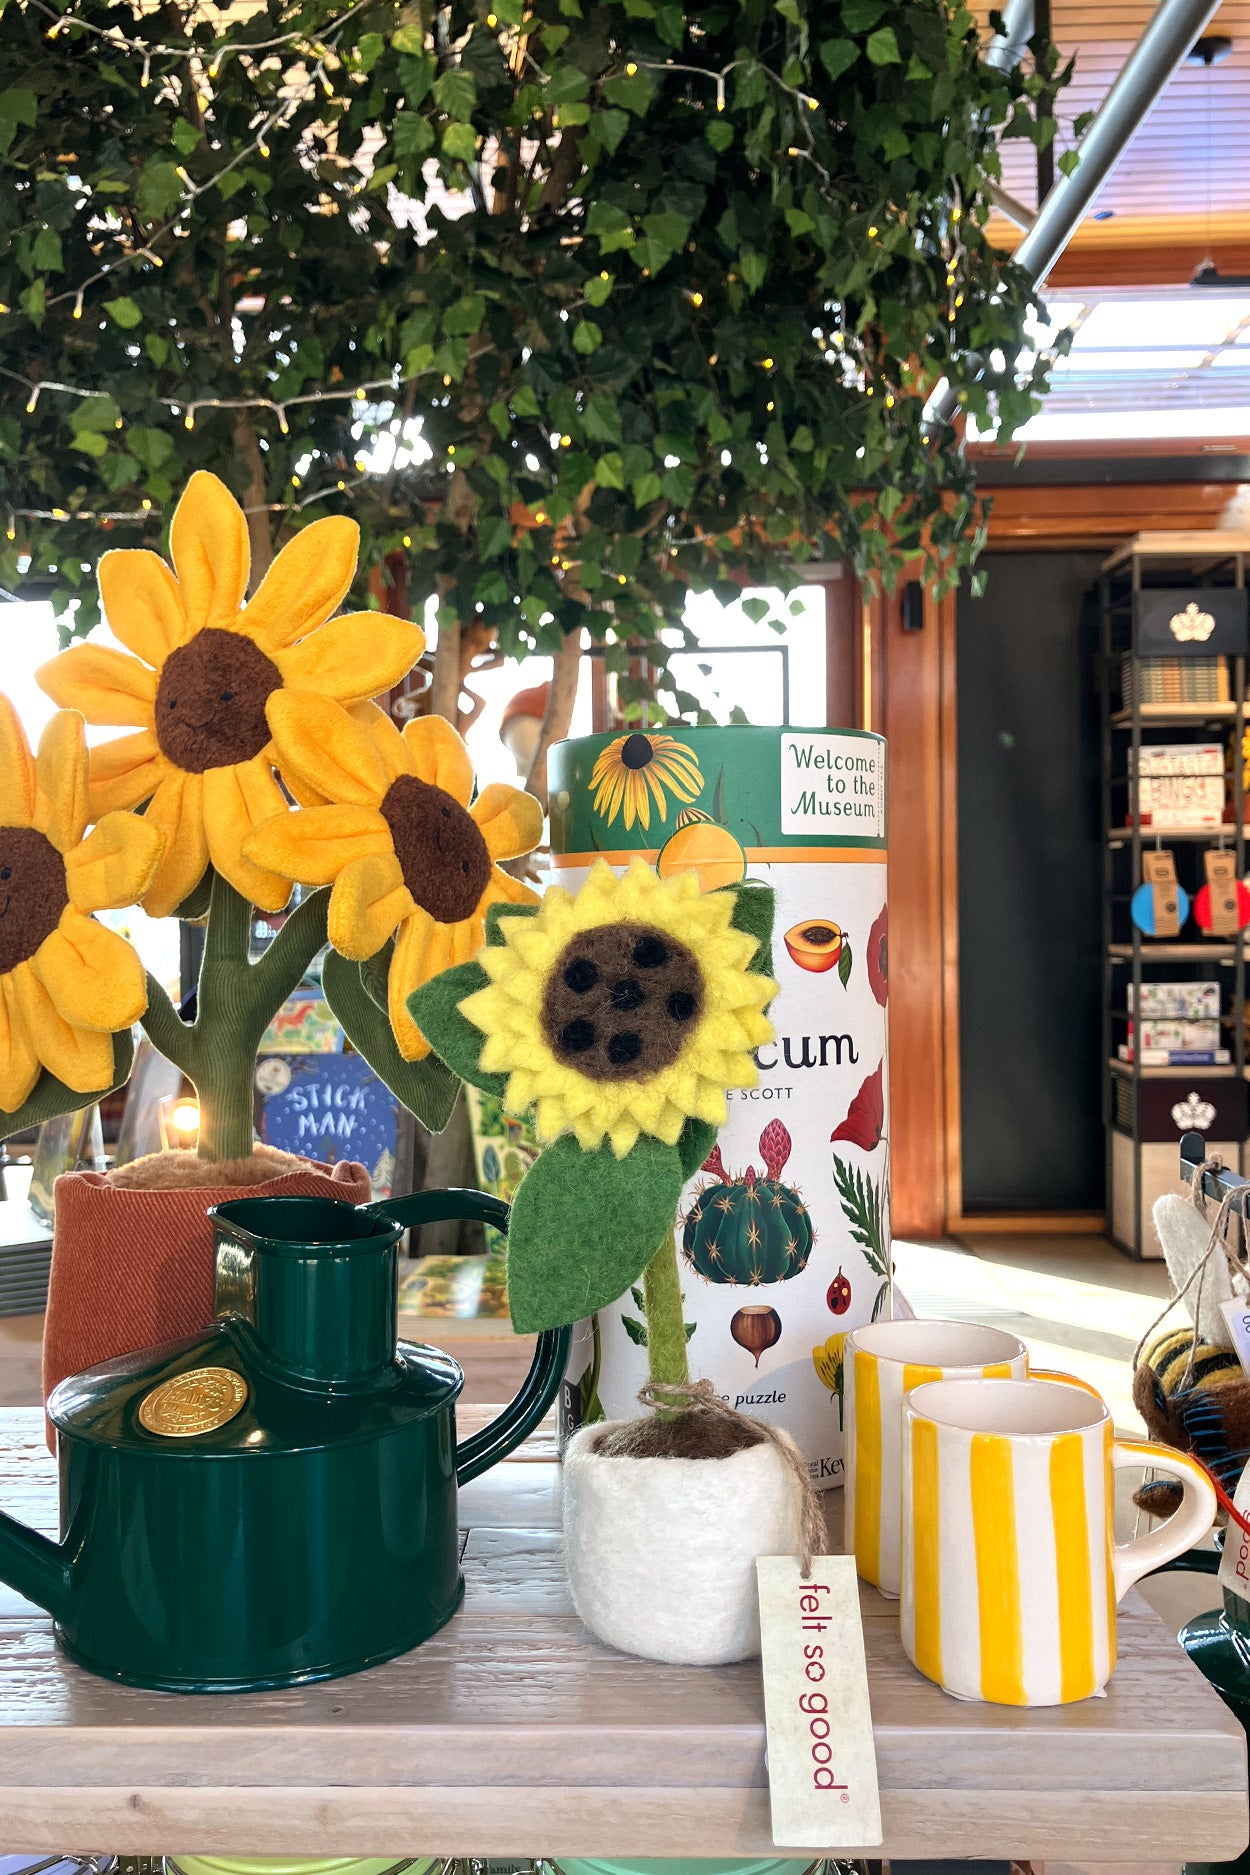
798, 1581, 850, 1799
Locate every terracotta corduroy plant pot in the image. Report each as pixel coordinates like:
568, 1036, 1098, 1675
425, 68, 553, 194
42, 1146, 372, 1448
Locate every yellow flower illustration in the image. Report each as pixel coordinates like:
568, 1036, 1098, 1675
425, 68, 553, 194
457, 857, 776, 1158
590, 732, 703, 832
812, 1333, 847, 1394
0, 698, 163, 1109
37, 472, 425, 917
242, 696, 543, 1060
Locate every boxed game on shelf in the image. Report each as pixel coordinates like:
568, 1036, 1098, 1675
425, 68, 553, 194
1121, 654, 1230, 707
1132, 743, 1226, 829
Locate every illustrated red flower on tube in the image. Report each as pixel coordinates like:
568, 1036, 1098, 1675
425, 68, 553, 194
830, 1060, 885, 1152
867, 904, 888, 1007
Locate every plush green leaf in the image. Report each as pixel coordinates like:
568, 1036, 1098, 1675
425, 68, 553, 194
506, 1135, 685, 1331
0, 1028, 134, 1145
322, 950, 459, 1133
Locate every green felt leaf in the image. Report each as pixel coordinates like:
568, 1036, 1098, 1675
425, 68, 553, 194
677, 1116, 717, 1181
322, 950, 459, 1132
485, 900, 539, 945
406, 959, 506, 1095
723, 881, 775, 976
0, 1027, 134, 1145
506, 1135, 685, 1332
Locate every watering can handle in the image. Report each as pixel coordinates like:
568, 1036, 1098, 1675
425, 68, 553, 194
367, 1188, 571, 1484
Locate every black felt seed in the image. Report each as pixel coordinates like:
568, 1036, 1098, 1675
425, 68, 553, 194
558, 1018, 597, 1054
633, 934, 668, 970
610, 977, 646, 1012
607, 1030, 643, 1066
563, 957, 600, 994
667, 989, 697, 1022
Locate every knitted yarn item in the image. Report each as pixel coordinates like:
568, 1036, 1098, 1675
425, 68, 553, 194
43, 1153, 371, 1449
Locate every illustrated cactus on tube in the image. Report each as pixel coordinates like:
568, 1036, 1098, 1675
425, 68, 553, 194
681, 1119, 814, 1286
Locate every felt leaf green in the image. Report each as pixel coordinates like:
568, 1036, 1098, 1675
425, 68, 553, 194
724, 881, 775, 976
677, 1116, 718, 1181
322, 950, 460, 1133
0, 1028, 134, 1145
407, 959, 506, 1096
485, 900, 539, 945
506, 1135, 685, 1332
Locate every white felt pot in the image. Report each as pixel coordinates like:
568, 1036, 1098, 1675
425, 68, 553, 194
562, 1421, 806, 1665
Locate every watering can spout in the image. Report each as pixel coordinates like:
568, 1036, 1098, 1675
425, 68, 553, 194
0, 1508, 74, 1624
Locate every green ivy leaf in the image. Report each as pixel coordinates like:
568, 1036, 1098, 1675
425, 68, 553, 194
441, 122, 478, 164
71, 430, 108, 458
590, 106, 630, 153
71, 394, 120, 433
104, 297, 142, 330
32, 227, 62, 272
586, 200, 634, 252
391, 24, 426, 53
866, 26, 901, 64
705, 119, 733, 151
171, 118, 201, 156
584, 272, 613, 307
434, 69, 478, 118
572, 319, 602, 354
443, 293, 486, 336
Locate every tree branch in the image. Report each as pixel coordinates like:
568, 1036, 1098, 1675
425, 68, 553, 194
525, 626, 582, 812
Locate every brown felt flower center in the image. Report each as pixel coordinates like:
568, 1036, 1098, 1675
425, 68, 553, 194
382, 773, 492, 924
154, 628, 282, 773
0, 827, 68, 974
541, 920, 703, 1081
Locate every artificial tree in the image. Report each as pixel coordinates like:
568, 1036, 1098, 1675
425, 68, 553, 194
0, 0, 1070, 770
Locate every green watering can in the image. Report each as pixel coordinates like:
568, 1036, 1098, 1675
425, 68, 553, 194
0, 1189, 569, 1693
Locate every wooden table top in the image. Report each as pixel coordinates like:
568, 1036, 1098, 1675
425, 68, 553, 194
0, 1405, 1242, 1865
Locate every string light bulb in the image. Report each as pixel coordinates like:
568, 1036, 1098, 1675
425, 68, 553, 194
184, 408, 195, 430
72, 290, 84, 319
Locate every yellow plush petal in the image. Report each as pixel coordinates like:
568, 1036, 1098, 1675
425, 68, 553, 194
65, 810, 165, 913
274, 613, 425, 706
202, 758, 292, 914
389, 910, 456, 1060
242, 803, 392, 885
471, 782, 543, 862
0, 974, 38, 1112
98, 549, 189, 665
0, 695, 35, 829
266, 691, 390, 808
238, 516, 361, 652
482, 866, 541, 909
12, 961, 115, 1094
34, 906, 147, 1032
358, 701, 410, 785
170, 471, 250, 631
142, 772, 209, 918
87, 730, 166, 815
34, 711, 89, 853
328, 852, 414, 960
37, 643, 156, 727
400, 714, 474, 803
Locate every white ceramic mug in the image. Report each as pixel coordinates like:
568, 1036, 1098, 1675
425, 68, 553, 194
843, 1319, 1031, 1596
900, 1376, 1216, 1706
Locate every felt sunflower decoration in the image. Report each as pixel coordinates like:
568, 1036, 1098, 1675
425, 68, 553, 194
410, 859, 776, 1334
37, 471, 425, 918
0, 697, 163, 1113
242, 698, 543, 1060
590, 732, 703, 832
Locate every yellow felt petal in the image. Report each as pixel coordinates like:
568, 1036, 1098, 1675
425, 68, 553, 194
12, 960, 115, 1094
239, 517, 360, 652
142, 772, 209, 918
98, 549, 189, 665
266, 691, 390, 807
242, 803, 392, 885
37, 643, 156, 727
34, 711, 89, 853
400, 714, 475, 803
472, 782, 544, 862
274, 613, 425, 706
389, 910, 455, 1060
0, 974, 39, 1112
34, 906, 147, 1032
170, 472, 250, 631
328, 852, 414, 960
64, 810, 165, 913
202, 759, 292, 914
0, 695, 35, 829
87, 730, 166, 815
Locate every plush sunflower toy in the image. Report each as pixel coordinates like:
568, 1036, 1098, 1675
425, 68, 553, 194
410, 858, 777, 1396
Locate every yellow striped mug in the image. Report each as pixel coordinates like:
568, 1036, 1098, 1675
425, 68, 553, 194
844, 1319, 1037, 1597
900, 1376, 1216, 1706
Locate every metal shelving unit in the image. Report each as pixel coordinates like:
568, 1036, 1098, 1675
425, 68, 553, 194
1100, 534, 1250, 1258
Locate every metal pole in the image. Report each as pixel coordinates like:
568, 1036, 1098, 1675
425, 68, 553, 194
984, 0, 1035, 72
925, 0, 1224, 432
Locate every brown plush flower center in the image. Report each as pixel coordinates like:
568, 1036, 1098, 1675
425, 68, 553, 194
154, 628, 282, 773
382, 773, 492, 924
0, 827, 68, 974
541, 920, 703, 1081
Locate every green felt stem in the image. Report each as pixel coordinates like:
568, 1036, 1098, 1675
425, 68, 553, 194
642, 1229, 690, 1421
139, 878, 330, 1163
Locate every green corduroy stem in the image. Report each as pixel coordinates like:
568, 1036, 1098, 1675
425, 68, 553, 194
140, 877, 330, 1163
642, 1228, 691, 1422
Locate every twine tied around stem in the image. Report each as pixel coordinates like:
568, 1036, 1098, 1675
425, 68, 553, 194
1133, 1154, 1250, 1388
637, 1377, 824, 1577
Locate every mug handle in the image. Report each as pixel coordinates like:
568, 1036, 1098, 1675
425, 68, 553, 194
1109, 1438, 1217, 1600
366, 1187, 572, 1486
1029, 1367, 1105, 1399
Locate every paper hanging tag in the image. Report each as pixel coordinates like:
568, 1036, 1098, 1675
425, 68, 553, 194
1218, 1454, 1250, 1606
1142, 849, 1182, 939
1205, 849, 1241, 936
755, 1554, 882, 1850
1218, 1297, 1250, 1377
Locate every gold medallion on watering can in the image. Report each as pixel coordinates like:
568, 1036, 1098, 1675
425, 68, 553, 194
138, 1367, 249, 1438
